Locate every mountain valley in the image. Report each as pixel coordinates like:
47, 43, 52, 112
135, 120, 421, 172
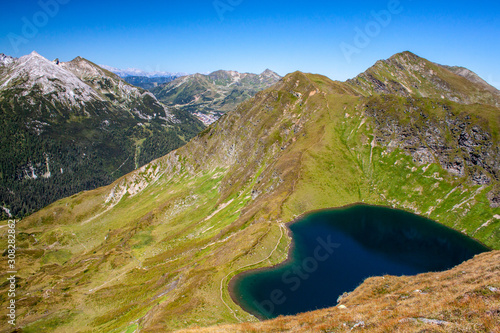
0, 51, 499, 333
151, 69, 281, 125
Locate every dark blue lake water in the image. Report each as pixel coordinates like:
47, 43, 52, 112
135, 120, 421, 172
230, 204, 489, 319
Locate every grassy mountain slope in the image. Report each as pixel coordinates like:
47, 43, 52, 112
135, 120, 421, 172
0, 52, 204, 218
1, 54, 499, 332
347, 51, 500, 107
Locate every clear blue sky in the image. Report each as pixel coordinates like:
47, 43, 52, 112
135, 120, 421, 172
1, 0, 499, 88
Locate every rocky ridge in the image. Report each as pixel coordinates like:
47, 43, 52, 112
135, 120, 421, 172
347, 51, 500, 107
363, 95, 500, 186
0, 51, 177, 121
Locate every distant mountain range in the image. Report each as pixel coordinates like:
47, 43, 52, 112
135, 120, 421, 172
98, 65, 187, 90
8, 51, 500, 332
121, 76, 180, 90
100, 65, 281, 123
99, 64, 188, 78
151, 69, 282, 124
0, 51, 203, 218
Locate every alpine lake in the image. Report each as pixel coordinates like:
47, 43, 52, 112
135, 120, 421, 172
230, 204, 490, 319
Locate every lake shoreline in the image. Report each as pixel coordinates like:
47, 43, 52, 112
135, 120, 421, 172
227, 202, 491, 320
227, 202, 380, 320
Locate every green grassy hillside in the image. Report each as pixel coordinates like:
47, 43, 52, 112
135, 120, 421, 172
347, 51, 500, 107
1, 61, 499, 332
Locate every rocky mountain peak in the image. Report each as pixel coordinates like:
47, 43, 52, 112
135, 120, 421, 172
261, 68, 281, 79
0, 53, 16, 67
61, 56, 117, 81
207, 69, 236, 81
28, 50, 43, 57
0, 51, 179, 123
347, 51, 500, 106
0, 51, 103, 105
390, 50, 420, 60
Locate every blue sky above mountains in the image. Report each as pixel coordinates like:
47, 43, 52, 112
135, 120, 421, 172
1, 0, 499, 88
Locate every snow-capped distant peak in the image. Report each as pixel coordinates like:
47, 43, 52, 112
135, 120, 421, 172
99, 64, 187, 78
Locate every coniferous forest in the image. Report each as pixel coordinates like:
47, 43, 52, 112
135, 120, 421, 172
0, 96, 203, 218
